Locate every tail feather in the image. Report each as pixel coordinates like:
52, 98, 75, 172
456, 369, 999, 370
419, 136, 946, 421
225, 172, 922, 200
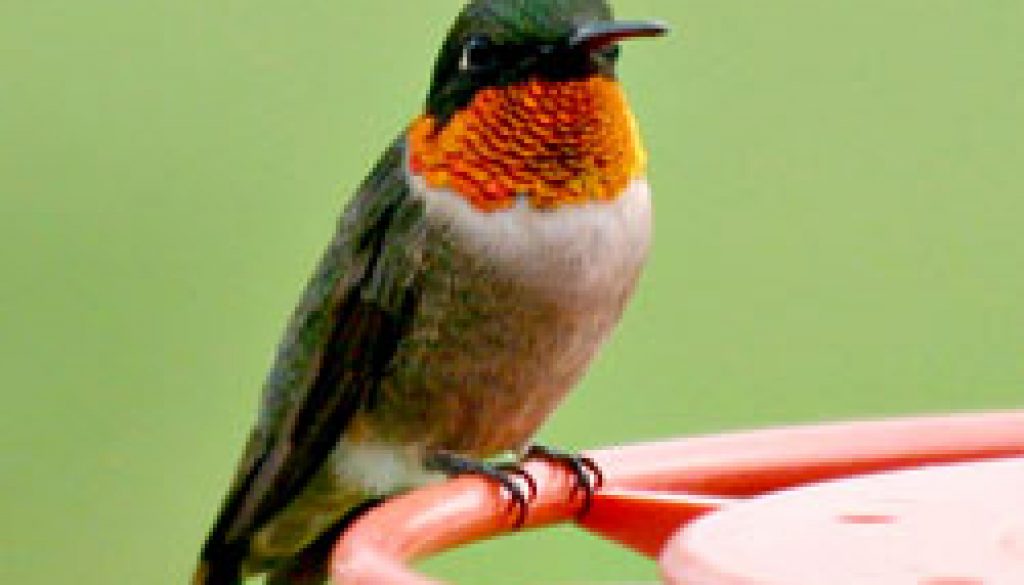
263, 498, 386, 585
192, 540, 247, 585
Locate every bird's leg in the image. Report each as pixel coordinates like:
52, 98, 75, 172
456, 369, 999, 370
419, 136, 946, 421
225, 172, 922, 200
425, 451, 537, 527
523, 445, 604, 517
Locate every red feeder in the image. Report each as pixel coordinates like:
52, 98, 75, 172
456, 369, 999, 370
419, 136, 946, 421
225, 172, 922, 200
329, 411, 1024, 584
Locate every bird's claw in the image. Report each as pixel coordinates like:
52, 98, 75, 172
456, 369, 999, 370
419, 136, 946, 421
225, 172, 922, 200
428, 452, 536, 527
524, 445, 604, 517
495, 462, 539, 502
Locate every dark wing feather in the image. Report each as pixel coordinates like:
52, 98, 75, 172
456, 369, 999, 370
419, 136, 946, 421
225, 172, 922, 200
195, 137, 424, 582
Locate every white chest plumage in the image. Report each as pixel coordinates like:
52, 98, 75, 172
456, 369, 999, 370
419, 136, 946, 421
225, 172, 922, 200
410, 170, 653, 303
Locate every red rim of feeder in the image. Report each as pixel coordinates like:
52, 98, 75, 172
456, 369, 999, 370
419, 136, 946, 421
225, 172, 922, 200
329, 411, 1024, 585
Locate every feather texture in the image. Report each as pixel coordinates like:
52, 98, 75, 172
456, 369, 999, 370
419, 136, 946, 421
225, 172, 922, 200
194, 138, 425, 583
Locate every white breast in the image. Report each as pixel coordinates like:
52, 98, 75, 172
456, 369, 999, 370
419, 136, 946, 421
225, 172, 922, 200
407, 167, 653, 304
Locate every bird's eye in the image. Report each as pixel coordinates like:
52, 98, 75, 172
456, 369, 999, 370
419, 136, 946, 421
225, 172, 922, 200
459, 35, 496, 73
598, 44, 622, 62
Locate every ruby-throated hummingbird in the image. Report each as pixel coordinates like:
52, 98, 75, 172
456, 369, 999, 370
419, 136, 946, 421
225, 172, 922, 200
193, 1, 667, 583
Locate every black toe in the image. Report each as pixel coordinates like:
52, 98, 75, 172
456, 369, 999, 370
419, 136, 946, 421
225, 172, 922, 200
525, 445, 604, 517
427, 452, 536, 527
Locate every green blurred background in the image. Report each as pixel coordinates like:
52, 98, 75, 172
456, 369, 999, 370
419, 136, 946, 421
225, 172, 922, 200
3, 0, 1021, 583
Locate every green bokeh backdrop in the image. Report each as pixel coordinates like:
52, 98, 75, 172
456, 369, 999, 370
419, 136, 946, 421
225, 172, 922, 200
3, 0, 1021, 583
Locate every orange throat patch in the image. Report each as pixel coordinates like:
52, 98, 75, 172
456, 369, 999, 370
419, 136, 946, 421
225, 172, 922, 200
409, 76, 647, 211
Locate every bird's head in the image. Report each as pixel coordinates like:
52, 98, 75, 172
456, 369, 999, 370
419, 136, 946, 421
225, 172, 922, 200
409, 0, 668, 211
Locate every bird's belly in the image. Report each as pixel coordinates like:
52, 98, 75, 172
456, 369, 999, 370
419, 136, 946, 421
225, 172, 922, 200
379, 281, 620, 454
368, 176, 652, 455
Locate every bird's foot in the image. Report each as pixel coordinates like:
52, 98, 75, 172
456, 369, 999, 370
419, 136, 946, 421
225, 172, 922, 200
524, 445, 604, 517
427, 452, 537, 527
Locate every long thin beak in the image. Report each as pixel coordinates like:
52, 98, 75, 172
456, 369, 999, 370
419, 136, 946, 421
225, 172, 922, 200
569, 20, 670, 50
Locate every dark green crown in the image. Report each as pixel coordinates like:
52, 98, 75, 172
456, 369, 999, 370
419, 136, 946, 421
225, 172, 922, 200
425, 0, 666, 124
449, 0, 613, 44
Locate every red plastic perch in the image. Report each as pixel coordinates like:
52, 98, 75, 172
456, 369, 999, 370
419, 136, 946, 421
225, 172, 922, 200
330, 411, 1024, 584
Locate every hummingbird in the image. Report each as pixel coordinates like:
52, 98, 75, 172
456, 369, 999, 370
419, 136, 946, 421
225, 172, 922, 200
193, 0, 667, 583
